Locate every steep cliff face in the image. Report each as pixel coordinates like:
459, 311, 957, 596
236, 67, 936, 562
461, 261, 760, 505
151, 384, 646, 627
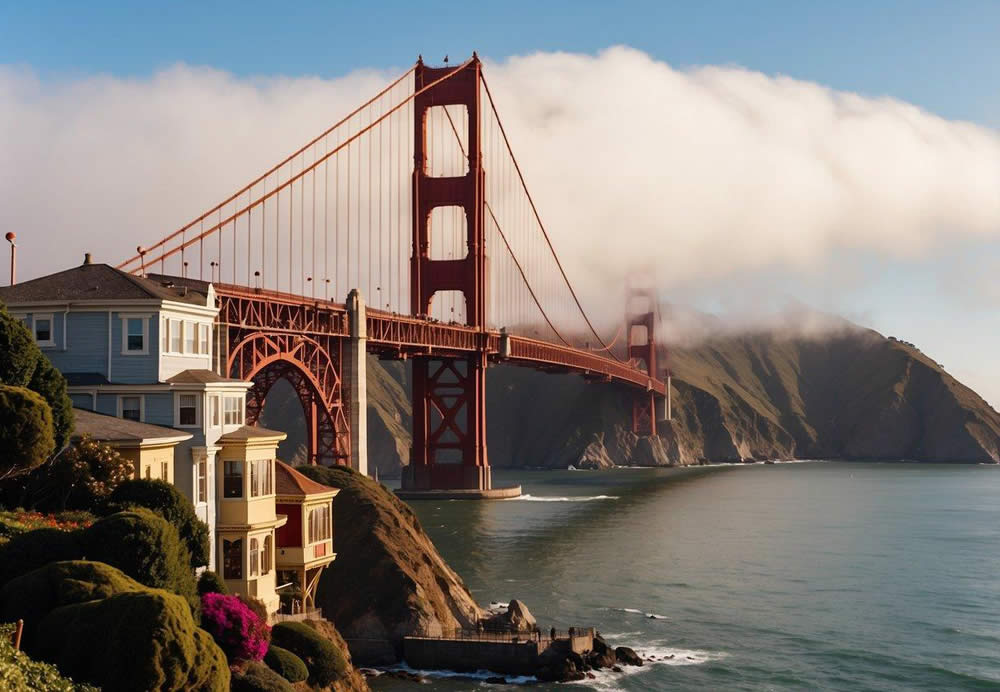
264, 326, 1000, 469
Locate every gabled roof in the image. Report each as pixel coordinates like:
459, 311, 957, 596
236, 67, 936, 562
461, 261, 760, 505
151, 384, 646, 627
218, 425, 288, 442
275, 460, 339, 498
0, 262, 210, 306
72, 407, 193, 445
166, 369, 245, 385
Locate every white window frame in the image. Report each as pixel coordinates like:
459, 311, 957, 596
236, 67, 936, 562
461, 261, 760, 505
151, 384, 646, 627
183, 320, 196, 354
120, 315, 150, 355
210, 395, 221, 427
33, 313, 55, 347
174, 392, 201, 428
198, 323, 210, 356
224, 396, 244, 426
197, 459, 208, 504
117, 394, 144, 422
169, 318, 182, 354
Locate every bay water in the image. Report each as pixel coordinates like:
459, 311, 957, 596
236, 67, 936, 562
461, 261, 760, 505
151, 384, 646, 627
373, 462, 1000, 690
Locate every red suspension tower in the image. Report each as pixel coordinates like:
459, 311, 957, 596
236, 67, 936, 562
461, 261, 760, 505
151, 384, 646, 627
627, 281, 658, 436
403, 55, 492, 491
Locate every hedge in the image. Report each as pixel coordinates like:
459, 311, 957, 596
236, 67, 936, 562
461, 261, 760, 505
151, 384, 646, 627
197, 570, 228, 596
0, 528, 81, 586
0, 622, 98, 692
230, 661, 296, 692
35, 590, 229, 692
104, 479, 210, 568
270, 621, 347, 687
263, 644, 308, 683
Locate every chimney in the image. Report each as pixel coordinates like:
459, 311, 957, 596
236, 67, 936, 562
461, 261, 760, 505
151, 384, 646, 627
83, 252, 93, 265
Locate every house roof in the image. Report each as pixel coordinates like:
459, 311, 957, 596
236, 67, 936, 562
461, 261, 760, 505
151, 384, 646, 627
166, 369, 245, 385
275, 460, 339, 498
217, 425, 288, 442
0, 262, 210, 306
72, 407, 193, 445
64, 373, 112, 386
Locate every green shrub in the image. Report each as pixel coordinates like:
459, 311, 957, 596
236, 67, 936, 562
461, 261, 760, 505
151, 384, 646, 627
82, 508, 196, 607
105, 479, 210, 568
0, 307, 40, 386
0, 386, 55, 479
34, 589, 229, 692
270, 621, 347, 687
231, 661, 295, 692
0, 622, 98, 692
263, 644, 308, 683
0, 528, 81, 586
0, 561, 145, 644
197, 570, 228, 596
27, 357, 73, 450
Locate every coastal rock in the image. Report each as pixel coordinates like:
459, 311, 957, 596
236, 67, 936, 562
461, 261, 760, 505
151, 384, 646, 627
294, 464, 484, 661
535, 648, 586, 683
615, 646, 643, 666
484, 598, 537, 633
303, 618, 371, 691
586, 634, 617, 669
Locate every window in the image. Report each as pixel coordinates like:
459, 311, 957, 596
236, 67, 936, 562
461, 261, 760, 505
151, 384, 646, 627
223, 538, 242, 580
162, 318, 169, 352
197, 460, 208, 503
177, 394, 198, 426
224, 461, 243, 498
308, 505, 331, 543
262, 535, 272, 576
249, 459, 273, 498
224, 396, 244, 426
33, 314, 53, 346
249, 538, 259, 577
161, 461, 169, 480
144, 465, 151, 480
199, 324, 210, 355
169, 319, 182, 353
210, 396, 220, 427
184, 321, 195, 354
123, 316, 146, 353
120, 396, 141, 422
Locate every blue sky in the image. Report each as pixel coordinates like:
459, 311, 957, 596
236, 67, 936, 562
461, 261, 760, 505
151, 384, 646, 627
2, 1, 1000, 404
2, 1, 997, 126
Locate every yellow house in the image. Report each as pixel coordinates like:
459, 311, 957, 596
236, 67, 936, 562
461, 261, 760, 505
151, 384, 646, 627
216, 425, 289, 615
274, 461, 339, 614
71, 407, 192, 483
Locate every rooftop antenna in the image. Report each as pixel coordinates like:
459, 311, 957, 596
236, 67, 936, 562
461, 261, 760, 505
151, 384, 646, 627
4, 232, 15, 286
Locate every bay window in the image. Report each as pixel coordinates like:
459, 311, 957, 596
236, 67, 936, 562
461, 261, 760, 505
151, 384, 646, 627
223, 538, 242, 580
224, 461, 243, 498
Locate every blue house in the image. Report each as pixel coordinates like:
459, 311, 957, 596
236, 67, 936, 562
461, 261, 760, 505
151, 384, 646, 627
0, 254, 261, 571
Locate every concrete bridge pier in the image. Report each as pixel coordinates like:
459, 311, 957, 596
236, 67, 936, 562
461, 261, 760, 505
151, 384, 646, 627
346, 289, 368, 477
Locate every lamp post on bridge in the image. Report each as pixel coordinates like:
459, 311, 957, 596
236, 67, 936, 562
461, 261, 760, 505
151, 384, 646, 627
4, 232, 15, 286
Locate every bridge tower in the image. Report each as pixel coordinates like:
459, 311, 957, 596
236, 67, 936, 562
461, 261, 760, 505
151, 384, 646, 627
627, 281, 658, 436
403, 55, 492, 492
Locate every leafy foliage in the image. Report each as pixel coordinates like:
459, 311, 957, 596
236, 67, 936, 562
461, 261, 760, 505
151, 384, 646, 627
0, 305, 73, 464
0, 528, 82, 587
27, 357, 73, 449
263, 644, 308, 683
0, 386, 55, 479
230, 661, 296, 692
35, 589, 229, 691
83, 508, 197, 607
270, 621, 347, 687
0, 622, 98, 692
200, 593, 271, 664
197, 570, 228, 596
0, 510, 93, 540
105, 479, 210, 568
15, 435, 133, 511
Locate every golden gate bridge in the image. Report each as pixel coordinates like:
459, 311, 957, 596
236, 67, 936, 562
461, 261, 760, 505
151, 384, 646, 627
117, 55, 666, 494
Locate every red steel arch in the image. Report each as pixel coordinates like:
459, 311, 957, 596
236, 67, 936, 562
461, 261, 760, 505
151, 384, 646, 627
227, 331, 349, 466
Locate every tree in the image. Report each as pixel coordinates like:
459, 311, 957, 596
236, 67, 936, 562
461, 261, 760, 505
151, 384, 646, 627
19, 435, 132, 511
0, 385, 55, 480
104, 479, 211, 568
0, 304, 74, 467
270, 622, 347, 688
28, 356, 73, 449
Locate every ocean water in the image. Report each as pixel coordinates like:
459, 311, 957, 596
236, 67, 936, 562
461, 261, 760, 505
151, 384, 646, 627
371, 463, 1000, 691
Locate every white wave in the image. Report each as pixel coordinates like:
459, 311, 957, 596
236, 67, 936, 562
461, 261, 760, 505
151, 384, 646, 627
374, 662, 536, 684
639, 643, 727, 666
505, 494, 620, 502
607, 607, 669, 619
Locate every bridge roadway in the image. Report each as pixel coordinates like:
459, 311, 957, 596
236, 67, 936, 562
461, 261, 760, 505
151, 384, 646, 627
211, 281, 666, 396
